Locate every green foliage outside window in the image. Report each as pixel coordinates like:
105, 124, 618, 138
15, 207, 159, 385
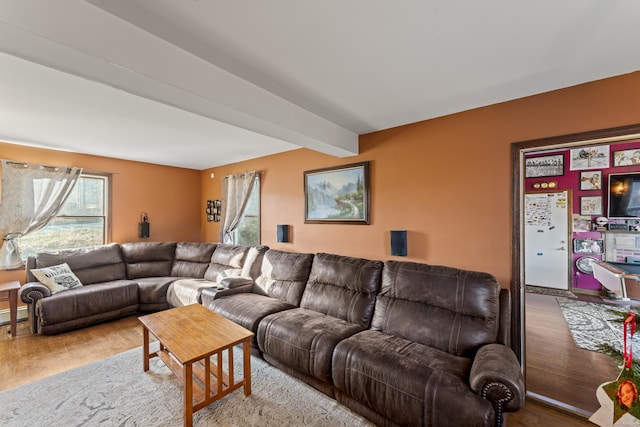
18, 175, 107, 259
234, 178, 260, 246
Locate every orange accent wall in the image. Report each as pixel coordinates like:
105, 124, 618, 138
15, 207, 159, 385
202, 72, 640, 288
0, 143, 201, 288
2, 72, 639, 294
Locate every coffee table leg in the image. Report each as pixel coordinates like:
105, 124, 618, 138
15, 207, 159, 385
143, 327, 150, 372
243, 339, 251, 396
185, 362, 193, 427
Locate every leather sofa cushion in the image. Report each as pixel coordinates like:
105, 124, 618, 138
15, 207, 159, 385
170, 242, 217, 278
33, 243, 126, 285
240, 245, 270, 280
166, 278, 218, 307
333, 330, 494, 426
121, 242, 176, 279
35, 280, 139, 325
373, 261, 500, 357
204, 244, 249, 281
208, 293, 296, 337
257, 308, 364, 384
300, 253, 382, 328
253, 249, 314, 305
136, 276, 176, 305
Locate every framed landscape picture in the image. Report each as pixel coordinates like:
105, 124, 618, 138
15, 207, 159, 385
304, 161, 370, 224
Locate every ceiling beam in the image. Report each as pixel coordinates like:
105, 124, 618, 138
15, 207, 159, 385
0, 0, 358, 157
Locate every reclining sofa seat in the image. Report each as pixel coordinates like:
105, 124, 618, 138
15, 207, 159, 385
21, 243, 138, 334
166, 243, 268, 307
118, 242, 270, 309
203, 249, 315, 351
121, 242, 179, 311
332, 260, 524, 427
256, 252, 383, 397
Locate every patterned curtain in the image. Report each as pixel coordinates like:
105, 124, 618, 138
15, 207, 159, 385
219, 171, 258, 244
0, 160, 83, 269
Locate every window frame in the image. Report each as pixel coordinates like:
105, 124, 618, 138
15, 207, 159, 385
18, 171, 112, 258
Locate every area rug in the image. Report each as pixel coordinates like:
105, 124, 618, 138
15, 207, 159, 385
0, 346, 373, 427
556, 297, 639, 358
526, 285, 577, 299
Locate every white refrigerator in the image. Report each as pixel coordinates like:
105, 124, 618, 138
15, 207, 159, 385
524, 191, 571, 289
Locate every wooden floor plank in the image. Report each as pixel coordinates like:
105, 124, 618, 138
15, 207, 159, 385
524, 292, 621, 413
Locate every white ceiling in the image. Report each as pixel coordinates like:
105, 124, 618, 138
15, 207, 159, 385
1, 0, 639, 170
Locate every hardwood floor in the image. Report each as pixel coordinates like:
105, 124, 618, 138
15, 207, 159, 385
0, 307, 596, 426
525, 292, 621, 414
0, 316, 145, 392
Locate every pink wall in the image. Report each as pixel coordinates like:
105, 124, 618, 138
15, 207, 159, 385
525, 139, 640, 292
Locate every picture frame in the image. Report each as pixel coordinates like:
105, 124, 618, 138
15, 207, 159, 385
569, 145, 609, 170
572, 216, 592, 232
524, 154, 564, 178
573, 238, 603, 254
304, 161, 370, 224
613, 149, 640, 166
579, 170, 602, 190
580, 195, 603, 216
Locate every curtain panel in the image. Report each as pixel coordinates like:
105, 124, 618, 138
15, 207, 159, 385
0, 160, 83, 269
219, 171, 259, 244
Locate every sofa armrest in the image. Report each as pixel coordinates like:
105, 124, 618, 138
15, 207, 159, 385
218, 277, 254, 289
19, 281, 51, 304
201, 283, 253, 307
469, 343, 525, 417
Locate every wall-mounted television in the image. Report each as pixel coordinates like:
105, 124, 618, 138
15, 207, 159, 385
608, 172, 640, 218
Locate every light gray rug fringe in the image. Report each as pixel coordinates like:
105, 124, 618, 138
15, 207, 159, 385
526, 285, 577, 299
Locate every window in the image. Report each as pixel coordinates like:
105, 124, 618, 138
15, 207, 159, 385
234, 177, 260, 246
19, 173, 109, 259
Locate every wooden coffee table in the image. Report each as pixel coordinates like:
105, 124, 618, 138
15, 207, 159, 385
139, 304, 253, 427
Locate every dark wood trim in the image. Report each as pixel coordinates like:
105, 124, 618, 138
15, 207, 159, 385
526, 392, 592, 419
511, 141, 524, 362
512, 123, 640, 151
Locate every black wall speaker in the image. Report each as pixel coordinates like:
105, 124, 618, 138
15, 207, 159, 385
390, 230, 407, 256
138, 222, 150, 238
277, 224, 289, 243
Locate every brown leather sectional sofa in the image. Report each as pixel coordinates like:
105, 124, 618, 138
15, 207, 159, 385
19, 243, 524, 426
204, 248, 524, 426
19, 242, 266, 334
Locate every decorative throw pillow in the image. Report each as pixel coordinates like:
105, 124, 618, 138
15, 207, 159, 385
31, 263, 83, 294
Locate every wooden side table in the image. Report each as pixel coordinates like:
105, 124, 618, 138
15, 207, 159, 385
0, 281, 21, 337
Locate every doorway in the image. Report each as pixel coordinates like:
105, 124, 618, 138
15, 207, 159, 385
511, 124, 640, 414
